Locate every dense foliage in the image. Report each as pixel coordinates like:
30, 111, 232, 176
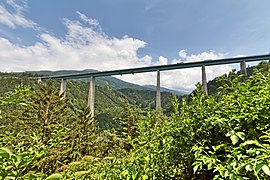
0, 62, 270, 179
0, 72, 181, 131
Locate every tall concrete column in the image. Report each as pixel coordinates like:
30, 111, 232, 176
37, 78, 42, 84
156, 70, 161, 110
59, 79, 67, 100
88, 76, 95, 118
202, 65, 208, 96
240, 61, 247, 77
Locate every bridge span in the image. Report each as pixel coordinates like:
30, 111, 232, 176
36, 54, 270, 117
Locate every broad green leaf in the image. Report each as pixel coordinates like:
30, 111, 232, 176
236, 176, 244, 180
245, 164, 252, 172
75, 171, 90, 177
142, 174, 148, 180
45, 173, 63, 180
193, 164, 200, 173
224, 170, 230, 177
227, 164, 232, 171
255, 163, 264, 174
229, 173, 235, 180
242, 140, 264, 148
144, 156, 150, 162
262, 165, 270, 176
213, 144, 226, 151
5, 165, 13, 171
232, 161, 237, 168
121, 169, 129, 177
19, 102, 28, 106
226, 130, 235, 137
230, 135, 239, 145
0, 147, 12, 158
236, 132, 245, 141
132, 170, 138, 179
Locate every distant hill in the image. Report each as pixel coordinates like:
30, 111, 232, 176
1, 70, 185, 130
27, 69, 188, 94
204, 61, 270, 96
10, 61, 267, 130
28, 69, 150, 90
143, 85, 189, 96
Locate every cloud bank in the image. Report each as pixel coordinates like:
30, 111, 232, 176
0, 0, 232, 91
119, 50, 231, 91
0, 0, 37, 29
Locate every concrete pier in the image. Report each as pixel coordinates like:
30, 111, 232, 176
88, 76, 95, 118
202, 65, 208, 96
156, 70, 161, 110
37, 78, 42, 84
240, 61, 247, 77
59, 79, 67, 100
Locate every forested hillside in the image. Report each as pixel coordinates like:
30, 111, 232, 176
28, 69, 187, 95
0, 61, 270, 179
0, 71, 182, 130
206, 62, 269, 95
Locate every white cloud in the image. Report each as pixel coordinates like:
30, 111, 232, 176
185, 50, 224, 62
76, 11, 99, 27
0, 0, 37, 29
155, 56, 168, 65
179, 49, 187, 59
120, 50, 231, 91
171, 59, 183, 64
0, 2, 232, 92
0, 11, 151, 72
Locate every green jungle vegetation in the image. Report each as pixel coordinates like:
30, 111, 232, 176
0, 61, 270, 179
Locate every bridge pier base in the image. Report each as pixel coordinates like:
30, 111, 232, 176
202, 65, 208, 96
88, 77, 95, 118
59, 79, 67, 100
156, 70, 161, 110
240, 61, 247, 77
37, 78, 42, 84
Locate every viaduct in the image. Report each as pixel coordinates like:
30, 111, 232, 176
37, 54, 270, 117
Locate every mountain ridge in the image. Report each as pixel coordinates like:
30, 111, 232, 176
143, 85, 189, 96
27, 69, 188, 95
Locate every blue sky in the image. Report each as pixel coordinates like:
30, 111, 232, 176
0, 0, 269, 91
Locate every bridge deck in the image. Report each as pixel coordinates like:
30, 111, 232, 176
39, 54, 270, 80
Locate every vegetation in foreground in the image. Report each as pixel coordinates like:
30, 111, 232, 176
0, 62, 270, 179
0, 71, 182, 131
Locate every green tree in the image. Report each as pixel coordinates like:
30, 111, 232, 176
69, 105, 97, 160
22, 80, 69, 144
